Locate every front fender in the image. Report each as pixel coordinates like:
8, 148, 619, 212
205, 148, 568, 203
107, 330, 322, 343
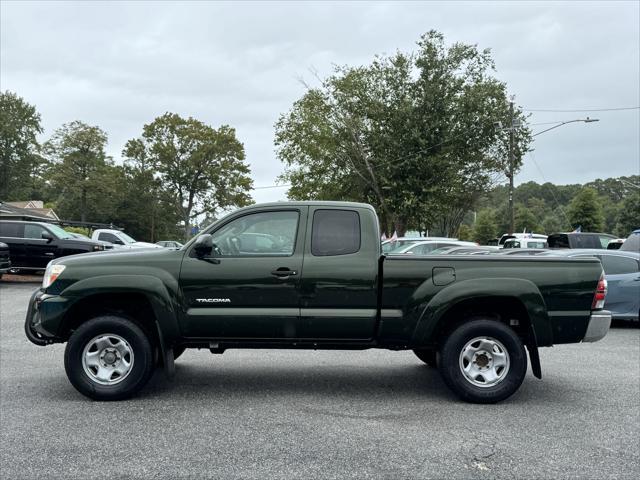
410, 278, 552, 347
60, 275, 181, 349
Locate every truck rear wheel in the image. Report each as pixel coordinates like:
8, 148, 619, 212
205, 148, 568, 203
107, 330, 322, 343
64, 316, 155, 401
438, 319, 527, 403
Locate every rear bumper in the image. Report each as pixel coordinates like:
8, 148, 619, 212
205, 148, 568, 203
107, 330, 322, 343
583, 311, 611, 343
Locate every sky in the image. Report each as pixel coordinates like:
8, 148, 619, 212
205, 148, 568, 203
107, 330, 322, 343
1, 0, 639, 204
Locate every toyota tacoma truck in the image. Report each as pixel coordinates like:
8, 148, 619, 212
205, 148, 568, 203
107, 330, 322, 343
25, 202, 611, 403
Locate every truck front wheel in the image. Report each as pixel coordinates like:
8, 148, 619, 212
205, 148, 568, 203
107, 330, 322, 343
64, 316, 155, 401
438, 319, 527, 403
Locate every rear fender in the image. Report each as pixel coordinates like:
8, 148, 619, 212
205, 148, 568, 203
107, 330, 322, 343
410, 278, 553, 348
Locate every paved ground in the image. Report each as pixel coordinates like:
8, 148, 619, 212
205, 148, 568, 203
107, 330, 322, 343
1, 281, 639, 479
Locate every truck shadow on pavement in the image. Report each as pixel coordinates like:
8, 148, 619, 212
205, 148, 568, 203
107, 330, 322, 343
133, 360, 558, 404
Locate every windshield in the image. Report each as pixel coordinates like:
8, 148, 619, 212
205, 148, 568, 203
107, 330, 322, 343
46, 224, 75, 239
118, 232, 137, 244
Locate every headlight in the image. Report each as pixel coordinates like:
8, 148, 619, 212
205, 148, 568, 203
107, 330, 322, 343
93, 244, 104, 251
43, 264, 66, 289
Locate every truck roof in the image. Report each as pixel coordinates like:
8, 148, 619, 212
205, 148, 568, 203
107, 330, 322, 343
233, 201, 376, 212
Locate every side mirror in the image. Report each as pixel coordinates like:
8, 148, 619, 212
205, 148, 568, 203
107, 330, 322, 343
112, 239, 125, 245
41, 231, 54, 243
193, 234, 213, 258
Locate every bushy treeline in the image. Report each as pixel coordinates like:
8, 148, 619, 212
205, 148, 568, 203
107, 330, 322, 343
459, 177, 640, 244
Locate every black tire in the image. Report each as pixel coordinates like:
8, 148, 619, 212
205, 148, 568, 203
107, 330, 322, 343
173, 346, 186, 360
64, 315, 155, 401
438, 319, 527, 404
413, 349, 437, 366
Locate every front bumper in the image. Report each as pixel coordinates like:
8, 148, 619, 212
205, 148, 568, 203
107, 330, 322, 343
582, 311, 612, 343
25, 289, 66, 346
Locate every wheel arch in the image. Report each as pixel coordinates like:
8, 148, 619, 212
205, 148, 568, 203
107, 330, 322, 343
410, 278, 552, 348
57, 275, 181, 361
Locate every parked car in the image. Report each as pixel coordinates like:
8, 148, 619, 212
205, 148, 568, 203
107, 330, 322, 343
26, 201, 610, 403
498, 233, 547, 248
502, 237, 548, 249
546, 249, 639, 321
91, 229, 161, 249
156, 241, 184, 249
69, 232, 114, 250
620, 229, 640, 253
499, 248, 550, 256
547, 232, 617, 249
390, 240, 477, 255
0, 220, 105, 270
381, 237, 455, 254
606, 239, 625, 250
0, 241, 11, 279
442, 246, 499, 255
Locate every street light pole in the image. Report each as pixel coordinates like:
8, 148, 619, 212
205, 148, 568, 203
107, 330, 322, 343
508, 100, 515, 234
532, 117, 599, 137
504, 114, 600, 235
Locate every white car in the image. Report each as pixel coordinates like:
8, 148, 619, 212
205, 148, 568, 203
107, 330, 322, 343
389, 239, 477, 255
91, 229, 161, 249
502, 235, 548, 249
381, 236, 456, 254
498, 233, 547, 248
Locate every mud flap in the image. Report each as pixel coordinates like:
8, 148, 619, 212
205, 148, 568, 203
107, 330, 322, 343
526, 323, 542, 379
164, 347, 175, 380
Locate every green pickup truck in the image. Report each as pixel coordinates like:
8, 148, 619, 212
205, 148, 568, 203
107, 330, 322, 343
25, 201, 611, 403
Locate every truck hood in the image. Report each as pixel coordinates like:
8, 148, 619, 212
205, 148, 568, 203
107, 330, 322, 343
51, 245, 182, 267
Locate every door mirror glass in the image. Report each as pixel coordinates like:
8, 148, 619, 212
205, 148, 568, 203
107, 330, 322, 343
194, 234, 213, 257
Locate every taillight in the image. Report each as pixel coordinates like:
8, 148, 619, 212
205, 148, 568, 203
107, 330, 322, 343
592, 272, 607, 310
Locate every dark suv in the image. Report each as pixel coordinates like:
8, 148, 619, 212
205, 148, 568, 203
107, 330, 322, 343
0, 221, 104, 270
0, 241, 10, 278
547, 232, 616, 249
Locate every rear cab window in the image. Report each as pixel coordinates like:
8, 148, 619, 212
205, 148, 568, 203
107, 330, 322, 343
311, 209, 360, 256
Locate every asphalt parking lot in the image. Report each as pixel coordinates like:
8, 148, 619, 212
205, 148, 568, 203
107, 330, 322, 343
1, 281, 639, 479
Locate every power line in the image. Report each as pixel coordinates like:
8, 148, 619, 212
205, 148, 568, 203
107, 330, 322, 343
524, 106, 639, 113
252, 184, 290, 190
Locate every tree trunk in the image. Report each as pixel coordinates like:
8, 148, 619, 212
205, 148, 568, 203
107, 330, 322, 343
393, 217, 407, 237
80, 187, 87, 223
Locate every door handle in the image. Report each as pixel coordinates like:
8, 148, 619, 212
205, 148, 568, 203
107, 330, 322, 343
45, 252, 55, 256
271, 268, 297, 279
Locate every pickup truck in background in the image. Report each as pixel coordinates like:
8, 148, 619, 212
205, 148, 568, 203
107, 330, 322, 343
91, 228, 160, 249
25, 202, 611, 403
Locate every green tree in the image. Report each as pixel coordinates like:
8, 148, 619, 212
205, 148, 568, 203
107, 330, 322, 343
123, 113, 253, 238
541, 215, 565, 235
118, 140, 182, 242
44, 121, 116, 222
567, 187, 605, 232
514, 204, 541, 233
615, 192, 640, 236
473, 209, 498, 244
275, 31, 530, 236
0, 91, 44, 200
457, 223, 473, 241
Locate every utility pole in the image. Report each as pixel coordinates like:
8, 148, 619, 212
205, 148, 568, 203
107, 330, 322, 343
508, 99, 515, 234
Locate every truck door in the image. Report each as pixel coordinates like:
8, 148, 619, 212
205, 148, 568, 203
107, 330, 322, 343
179, 207, 307, 338
297, 207, 379, 340
0, 222, 27, 268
